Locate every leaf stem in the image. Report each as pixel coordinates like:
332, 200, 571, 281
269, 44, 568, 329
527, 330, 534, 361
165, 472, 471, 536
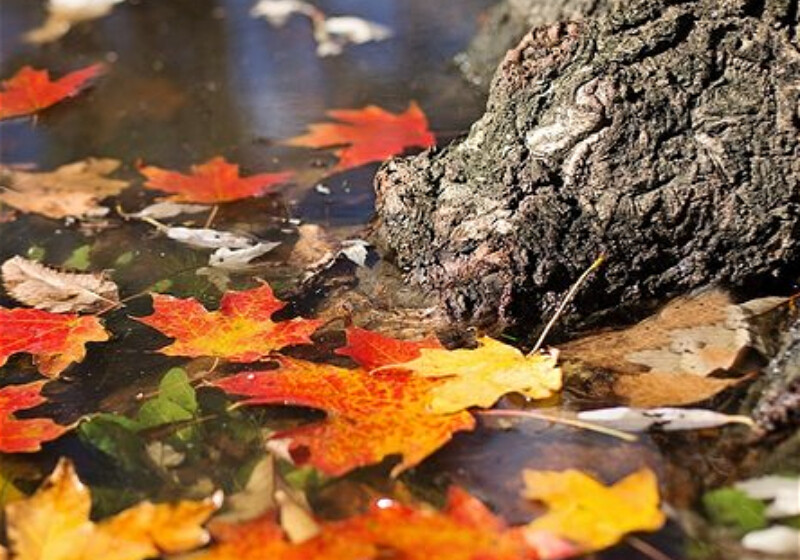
476, 408, 638, 442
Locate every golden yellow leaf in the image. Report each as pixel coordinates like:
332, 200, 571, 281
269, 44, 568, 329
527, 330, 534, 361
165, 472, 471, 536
522, 468, 665, 551
4, 458, 219, 560
384, 337, 562, 413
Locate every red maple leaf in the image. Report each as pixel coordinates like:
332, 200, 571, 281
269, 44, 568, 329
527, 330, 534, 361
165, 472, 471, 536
213, 357, 475, 476
0, 64, 104, 121
0, 381, 70, 452
135, 284, 321, 362
335, 326, 442, 370
197, 487, 579, 560
0, 307, 110, 377
285, 102, 436, 174
138, 156, 294, 203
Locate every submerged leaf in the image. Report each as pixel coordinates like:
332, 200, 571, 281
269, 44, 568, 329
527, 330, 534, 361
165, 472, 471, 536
0, 381, 70, 453
214, 357, 475, 476
703, 487, 768, 534
25, 0, 125, 44
0, 64, 104, 120
4, 458, 219, 560
136, 284, 320, 362
139, 156, 292, 204
286, 103, 435, 174
577, 407, 754, 432
0, 307, 109, 376
523, 468, 665, 552
2, 256, 119, 313
0, 158, 128, 220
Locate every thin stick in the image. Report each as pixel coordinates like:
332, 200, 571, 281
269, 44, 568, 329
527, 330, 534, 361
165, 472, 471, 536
627, 537, 676, 560
530, 254, 606, 354
203, 204, 219, 229
477, 408, 638, 442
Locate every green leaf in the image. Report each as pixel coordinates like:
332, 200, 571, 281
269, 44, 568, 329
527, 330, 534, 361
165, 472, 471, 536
78, 414, 149, 474
703, 487, 768, 534
136, 368, 197, 429
64, 245, 92, 271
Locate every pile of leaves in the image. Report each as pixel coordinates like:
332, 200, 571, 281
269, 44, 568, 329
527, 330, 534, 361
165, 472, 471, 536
1, 2, 795, 559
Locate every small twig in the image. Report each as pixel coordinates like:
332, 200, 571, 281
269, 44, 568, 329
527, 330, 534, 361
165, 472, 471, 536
476, 409, 638, 442
531, 254, 606, 354
203, 204, 219, 229
627, 536, 676, 560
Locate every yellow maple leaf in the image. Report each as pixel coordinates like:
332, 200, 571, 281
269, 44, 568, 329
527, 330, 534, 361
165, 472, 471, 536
4, 458, 219, 560
381, 337, 562, 414
522, 468, 665, 551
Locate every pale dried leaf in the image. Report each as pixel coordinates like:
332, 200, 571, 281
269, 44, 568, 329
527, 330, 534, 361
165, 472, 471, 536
0, 159, 128, 220
577, 406, 754, 432
1, 256, 119, 313
316, 16, 392, 57
275, 489, 320, 543
735, 476, 800, 518
209, 242, 281, 270
165, 227, 257, 250
742, 526, 800, 555
250, 0, 317, 26
215, 455, 276, 524
26, 0, 125, 44
130, 202, 210, 220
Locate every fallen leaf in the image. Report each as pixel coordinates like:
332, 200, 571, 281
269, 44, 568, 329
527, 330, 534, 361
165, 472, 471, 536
0, 306, 109, 377
703, 487, 768, 534
560, 290, 779, 407
0, 64, 104, 120
742, 526, 800, 555
128, 201, 211, 220
375, 336, 562, 414
577, 407, 754, 432
135, 284, 321, 362
523, 468, 665, 552
139, 156, 293, 203
286, 103, 435, 174
0, 158, 128, 220
214, 357, 475, 476
0, 381, 70, 453
4, 458, 219, 560
25, 0, 125, 44
197, 487, 578, 560
335, 326, 442, 371
208, 242, 280, 270
251, 1, 392, 57
736, 476, 800, 518
2, 256, 119, 313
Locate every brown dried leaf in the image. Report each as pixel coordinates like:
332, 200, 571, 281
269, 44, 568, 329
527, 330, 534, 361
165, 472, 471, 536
1, 256, 119, 313
0, 159, 128, 220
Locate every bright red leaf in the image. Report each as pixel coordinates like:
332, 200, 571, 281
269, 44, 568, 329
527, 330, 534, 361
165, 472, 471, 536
197, 487, 578, 560
213, 357, 475, 476
136, 284, 321, 362
138, 156, 293, 203
285, 102, 436, 174
0, 307, 110, 377
0, 381, 70, 452
0, 64, 104, 121
335, 326, 442, 370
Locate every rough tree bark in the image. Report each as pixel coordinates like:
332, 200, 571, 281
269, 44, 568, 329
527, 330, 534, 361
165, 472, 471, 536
372, 0, 800, 339
457, 0, 608, 88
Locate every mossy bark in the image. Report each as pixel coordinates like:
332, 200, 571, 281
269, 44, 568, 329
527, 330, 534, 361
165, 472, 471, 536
373, 0, 800, 339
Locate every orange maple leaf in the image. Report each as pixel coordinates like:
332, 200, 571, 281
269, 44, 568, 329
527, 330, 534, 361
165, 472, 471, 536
135, 284, 321, 362
213, 357, 475, 476
0, 64, 104, 121
335, 326, 442, 370
197, 487, 578, 560
138, 156, 293, 203
285, 102, 436, 174
0, 381, 70, 453
0, 307, 110, 377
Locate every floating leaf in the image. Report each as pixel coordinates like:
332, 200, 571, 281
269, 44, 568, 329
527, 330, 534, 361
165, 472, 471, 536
4, 458, 219, 560
2, 256, 119, 314
25, 0, 125, 44
139, 156, 293, 203
736, 476, 800, 518
0, 158, 128, 220
0, 381, 70, 453
0, 64, 104, 120
522, 468, 665, 552
196, 487, 577, 560
0, 307, 109, 377
742, 526, 800, 555
335, 326, 442, 371
136, 284, 320, 362
286, 103, 435, 174
577, 407, 754, 432
376, 336, 562, 414
214, 357, 475, 476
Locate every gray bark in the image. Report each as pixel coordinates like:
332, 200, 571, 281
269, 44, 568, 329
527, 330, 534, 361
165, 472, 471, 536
373, 0, 800, 339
